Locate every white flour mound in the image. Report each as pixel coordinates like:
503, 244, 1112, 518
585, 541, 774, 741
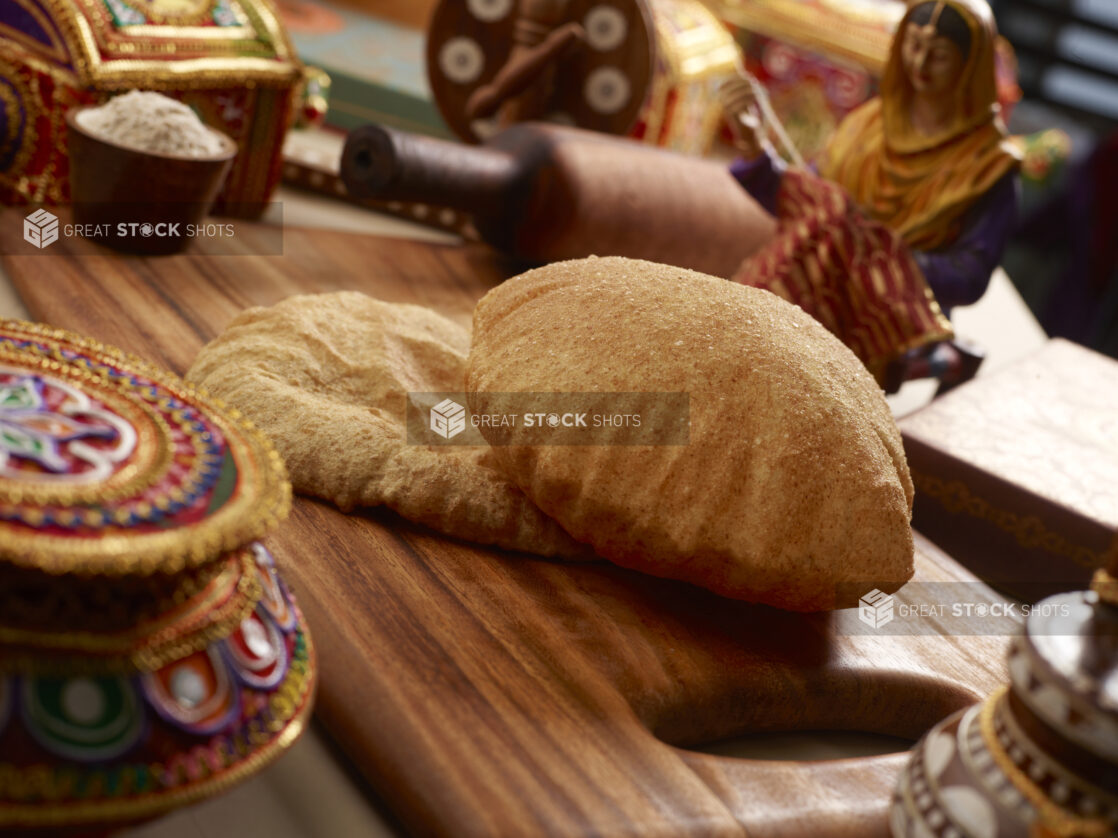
76, 90, 227, 158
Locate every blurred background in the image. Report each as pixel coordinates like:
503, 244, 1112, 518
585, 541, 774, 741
3, 0, 1115, 356
273, 0, 1117, 357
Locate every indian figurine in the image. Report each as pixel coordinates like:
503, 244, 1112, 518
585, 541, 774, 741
721, 0, 1021, 384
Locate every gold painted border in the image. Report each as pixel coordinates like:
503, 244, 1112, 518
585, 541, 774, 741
911, 470, 1104, 571
116, 23, 257, 39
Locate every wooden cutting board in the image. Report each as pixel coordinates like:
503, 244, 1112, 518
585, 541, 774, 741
1, 212, 1014, 838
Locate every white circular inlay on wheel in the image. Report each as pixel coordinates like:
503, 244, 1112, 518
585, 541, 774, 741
467, 0, 512, 22
584, 6, 627, 51
584, 67, 631, 114
439, 37, 485, 85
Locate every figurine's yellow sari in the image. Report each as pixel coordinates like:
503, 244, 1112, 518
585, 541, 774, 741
734, 0, 1019, 379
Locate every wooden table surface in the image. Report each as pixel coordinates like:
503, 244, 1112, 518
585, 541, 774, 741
1, 212, 1014, 838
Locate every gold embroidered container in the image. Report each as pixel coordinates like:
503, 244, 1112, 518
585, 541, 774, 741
0, 320, 316, 831
0, 0, 303, 212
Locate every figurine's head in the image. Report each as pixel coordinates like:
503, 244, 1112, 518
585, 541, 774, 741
901, 2, 971, 97
882, 0, 1002, 150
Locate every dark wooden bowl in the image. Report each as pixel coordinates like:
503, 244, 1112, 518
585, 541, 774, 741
65, 105, 237, 255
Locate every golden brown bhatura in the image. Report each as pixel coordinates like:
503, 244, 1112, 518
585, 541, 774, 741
188, 292, 586, 557
466, 256, 914, 611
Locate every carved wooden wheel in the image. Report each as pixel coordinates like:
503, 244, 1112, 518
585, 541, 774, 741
426, 0, 655, 143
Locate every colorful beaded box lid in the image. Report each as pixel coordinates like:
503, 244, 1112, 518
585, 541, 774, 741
0, 320, 315, 831
0, 0, 303, 206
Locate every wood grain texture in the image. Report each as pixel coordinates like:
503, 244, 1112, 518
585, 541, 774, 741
1, 211, 1011, 837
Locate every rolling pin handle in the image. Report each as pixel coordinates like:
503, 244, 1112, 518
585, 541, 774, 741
341, 124, 399, 198
340, 123, 517, 215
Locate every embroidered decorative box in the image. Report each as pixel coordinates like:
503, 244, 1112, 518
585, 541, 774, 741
0, 0, 304, 213
636, 0, 743, 154
0, 320, 316, 832
898, 339, 1118, 603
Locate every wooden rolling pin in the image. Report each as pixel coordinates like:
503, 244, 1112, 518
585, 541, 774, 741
340, 122, 776, 278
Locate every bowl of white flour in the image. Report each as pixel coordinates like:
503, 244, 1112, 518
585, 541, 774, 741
66, 90, 238, 254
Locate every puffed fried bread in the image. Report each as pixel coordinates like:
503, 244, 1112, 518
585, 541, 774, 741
466, 256, 914, 610
187, 292, 586, 557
